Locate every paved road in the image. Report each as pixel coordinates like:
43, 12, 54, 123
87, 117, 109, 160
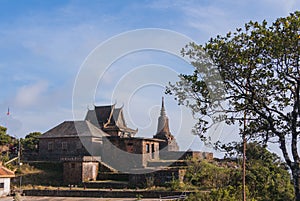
1, 196, 164, 201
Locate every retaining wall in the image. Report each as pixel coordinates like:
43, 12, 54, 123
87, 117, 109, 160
23, 189, 191, 198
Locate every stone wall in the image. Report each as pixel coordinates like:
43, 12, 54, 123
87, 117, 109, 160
38, 137, 90, 161
128, 168, 186, 188
97, 173, 129, 181
63, 162, 82, 184
23, 189, 192, 198
102, 137, 160, 171
141, 140, 159, 166
83, 181, 128, 189
38, 137, 103, 161
82, 162, 98, 182
160, 151, 213, 161
63, 158, 99, 184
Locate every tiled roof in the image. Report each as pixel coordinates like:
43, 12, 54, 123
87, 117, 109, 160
39, 120, 108, 138
85, 105, 137, 135
95, 105, 114, 125
0, 165, 15, 178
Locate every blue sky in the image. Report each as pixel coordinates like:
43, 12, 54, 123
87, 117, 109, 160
0, 0, 299, 154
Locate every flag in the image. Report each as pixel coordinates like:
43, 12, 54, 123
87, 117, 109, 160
7, 107, 9, 115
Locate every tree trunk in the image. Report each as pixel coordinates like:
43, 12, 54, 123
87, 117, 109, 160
279, 136, 300, 201
295, 174, 300, 201
292, 166, 300, 201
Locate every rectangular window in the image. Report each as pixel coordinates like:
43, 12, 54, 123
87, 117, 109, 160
146, 144, 150, 153
62, 142, 67, 151
0, 183, 4, 188
151, 144, 155, 159
48, 142, 53, 151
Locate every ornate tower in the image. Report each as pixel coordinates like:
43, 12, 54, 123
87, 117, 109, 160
153, 97, 179, 151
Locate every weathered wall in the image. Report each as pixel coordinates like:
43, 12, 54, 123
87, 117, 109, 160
141, 140, 159, 167
63, 160, 99, 184
97, 172, 129, 181
63, 162, 82, 184
128, 168, 186, 188
160, 151, 213, 161
82, 162, 98, 182
0, 178, 11, 197
23, 189, 192, 198
39, 137, 89, 161
102, 137, 160, 171
38, 137, 102, 161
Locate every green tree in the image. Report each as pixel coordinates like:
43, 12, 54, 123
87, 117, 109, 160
21, 132, 41, 152
0, 126, 12, 145
243, 143, 294, 200
167, 12, 300, 200
185, 143, 294, 201
185, 159, 234, 189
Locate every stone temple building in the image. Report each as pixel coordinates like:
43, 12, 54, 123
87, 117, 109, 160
38, 98, 212, 185
38, 98, 180, 164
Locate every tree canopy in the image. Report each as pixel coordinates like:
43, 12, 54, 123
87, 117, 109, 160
21, 132, 41, 152
167, 11, 300, 200
0, 125, 12, 145
186, 143, 294, 201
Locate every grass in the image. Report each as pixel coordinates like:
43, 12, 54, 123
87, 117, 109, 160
11, 162, 64, 188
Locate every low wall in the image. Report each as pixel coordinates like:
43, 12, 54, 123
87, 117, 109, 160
83, 181, 128, 189
97, 173, 129, 181
160, 151, 213, 161
129, 168, 186, 188
23, 189, 191, 198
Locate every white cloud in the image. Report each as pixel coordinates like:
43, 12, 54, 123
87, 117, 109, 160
261, 0, 300, 14
176, 0, 300, 43
14, 80, 48, 108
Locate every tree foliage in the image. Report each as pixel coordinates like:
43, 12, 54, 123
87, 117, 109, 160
185, 143, 294, 201
0, 125, 12, 145
21, 132, 41, 152
244, 143, 294, 200
167, 11, 300, 199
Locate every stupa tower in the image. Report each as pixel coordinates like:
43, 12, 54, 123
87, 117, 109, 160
153, 97, 179, 151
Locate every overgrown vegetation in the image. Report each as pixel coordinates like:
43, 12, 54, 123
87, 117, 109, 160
11, 162, 64, 188
0, 125, 18, 163
185, 143, 294, 200
21, 132, 41, 152
0, 125, 41, 163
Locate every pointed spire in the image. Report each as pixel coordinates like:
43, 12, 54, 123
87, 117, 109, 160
156, 97, 170, 135
160, 97, 166, 116
154, 97, 180, 151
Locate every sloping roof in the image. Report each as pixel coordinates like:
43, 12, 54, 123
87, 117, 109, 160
85, 105, 137, 135
0, 165, 15, 178
112, 108, 122, 125
85, 105, 115, 128
95, 105, 114, 126
40, 120, 108, 139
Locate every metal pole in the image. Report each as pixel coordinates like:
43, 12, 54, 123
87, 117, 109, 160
243, 81, 248, 201
242, 125, 246, 201
18, 138, 22, 192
